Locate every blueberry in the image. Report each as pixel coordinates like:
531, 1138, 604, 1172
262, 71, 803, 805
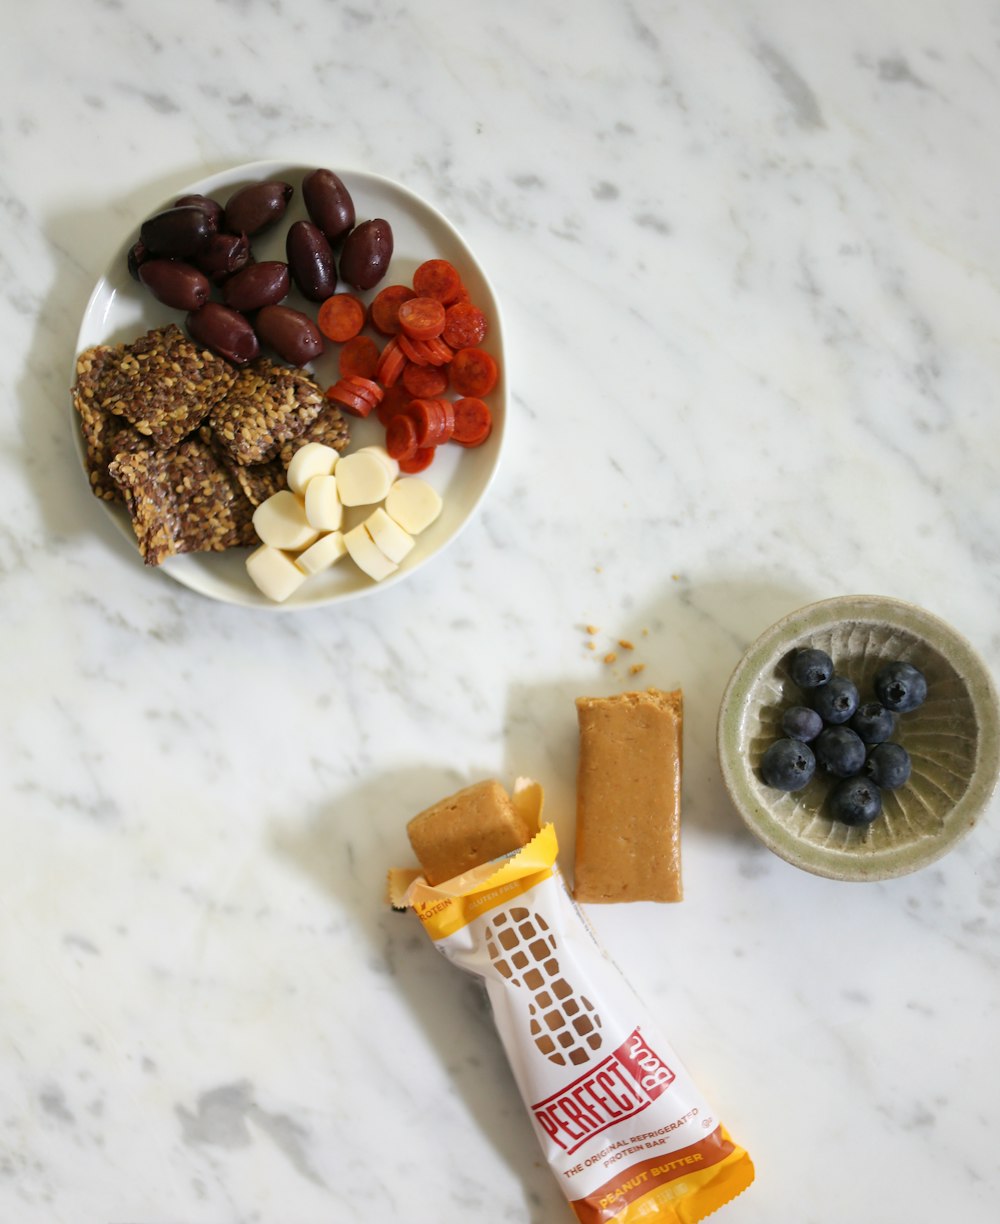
790, 648, 834, 689
781, 705, 824, 742
865, 742, 912, 789
760, 738, 816, 791
828, 776, 883, 825
808, 675, 859, 724
850, 701, 896, 745
814, 725, 866, 777
874, 661, 928, 713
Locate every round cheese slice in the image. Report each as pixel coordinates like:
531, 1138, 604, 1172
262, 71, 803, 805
384, 477, 442, 535
335, 451, 395, 507
286, 442, 339, 495
246, 544, 308, 602
252, 490, 320, 552
365, 507, 414, 564
343, 524, 398, 581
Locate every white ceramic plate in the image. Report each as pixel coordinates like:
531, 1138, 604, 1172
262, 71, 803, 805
74, 161, 506, 609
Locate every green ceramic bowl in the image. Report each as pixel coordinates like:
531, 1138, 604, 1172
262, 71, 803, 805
717, 595, 1000, 881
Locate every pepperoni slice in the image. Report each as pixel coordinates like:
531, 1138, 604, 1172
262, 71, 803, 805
397, 332, 430, 366
423, 337, 454, 366
344, 376, 383, 409
369, 284, 416, 336
442, 301, 487, 349
317, 293, 365, 343
401, 361, 449, 398
412, 259, 463, 304
375, 381, 412, 426
399, 446, 436, 473
450, 347, 498, 397
327, 379, 375, 418
452, 396, 492, 446
339, 335, 380, 380
398, 296, 446, 341
385, 412, 419, 461
407, 398, 455, 447
374, 336, 406, 386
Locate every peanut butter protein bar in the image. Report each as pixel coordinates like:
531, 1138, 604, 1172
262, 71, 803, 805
390, 780, 754, 1223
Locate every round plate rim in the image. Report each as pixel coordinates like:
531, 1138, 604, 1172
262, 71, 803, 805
72, 160, 507, 610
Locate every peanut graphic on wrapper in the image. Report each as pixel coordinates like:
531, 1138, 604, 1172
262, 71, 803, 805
485, 907, 603, 1067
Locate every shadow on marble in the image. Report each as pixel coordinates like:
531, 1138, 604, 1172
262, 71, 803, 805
271, 763, 569, 1222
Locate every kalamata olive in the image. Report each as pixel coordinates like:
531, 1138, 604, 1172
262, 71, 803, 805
139, 205, 213, 259
285, 220, 337, 302
174, 193, 223, 231
195, 231, 253, 284
138, 259, 211, 311
302, 169, 355, 243
127, 239, 149, 280
254, 304, 324, 366
339, 218, 393, 290
223, 181, 293, 236
186, 302, 260, 366
222, 261, 290, 312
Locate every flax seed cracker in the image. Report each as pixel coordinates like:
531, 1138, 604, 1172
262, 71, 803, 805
108, 437, 256, 566
209, 358, 326, 466
94, 324, 234, 449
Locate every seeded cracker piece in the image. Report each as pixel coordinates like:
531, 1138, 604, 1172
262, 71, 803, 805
73, 342, 132, 500
278, 401, 351, 467
209, 358, 326, 466
95, 324, 234, 449
108, 437, 256, 566
231, 457, 288, 507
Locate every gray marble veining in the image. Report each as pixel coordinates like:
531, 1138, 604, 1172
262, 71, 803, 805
1, 0, 999, 1221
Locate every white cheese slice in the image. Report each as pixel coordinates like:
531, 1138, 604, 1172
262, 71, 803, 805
252, 490, 320, 552
384, 477, 442, 535
295, 530, 347, 576
358, 444, 400, 481
365, 507, 414, 564
286, 442, 339, 495
335, 451, 395, 507
304, 473, 343, 532
344, 523, 398, 581
246, 544, 308, 602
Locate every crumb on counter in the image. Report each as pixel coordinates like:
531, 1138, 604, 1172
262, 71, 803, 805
618, 639, 634, 650
604, 652, 617, 665
629, 663, 645, 675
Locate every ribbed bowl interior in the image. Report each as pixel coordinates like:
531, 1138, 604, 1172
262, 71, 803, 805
718, 596, 999, 880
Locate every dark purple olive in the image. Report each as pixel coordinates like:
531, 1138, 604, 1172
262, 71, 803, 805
223, 181, 293, 236
339, 218, 393, 290
195, 231, 253, 284
221, 261, 290, 312
139, 205, 214, 259
302, 169, 355, 243
285, 220, 337, 302
138, 259, 211, 311
254, 304, 324, 365
186, 302, 260, 366
127, 239, 149, 280
174, 193, 223, 231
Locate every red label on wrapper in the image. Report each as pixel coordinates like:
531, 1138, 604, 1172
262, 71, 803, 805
532, 1028, 676, 1154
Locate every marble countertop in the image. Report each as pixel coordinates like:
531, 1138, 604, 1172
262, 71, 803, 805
3, 1, 999, 1220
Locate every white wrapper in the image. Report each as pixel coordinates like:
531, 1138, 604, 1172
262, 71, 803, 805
392, 797, 753, 1223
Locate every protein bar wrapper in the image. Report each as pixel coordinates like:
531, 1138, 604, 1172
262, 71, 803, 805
390, 782, 754, 1223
